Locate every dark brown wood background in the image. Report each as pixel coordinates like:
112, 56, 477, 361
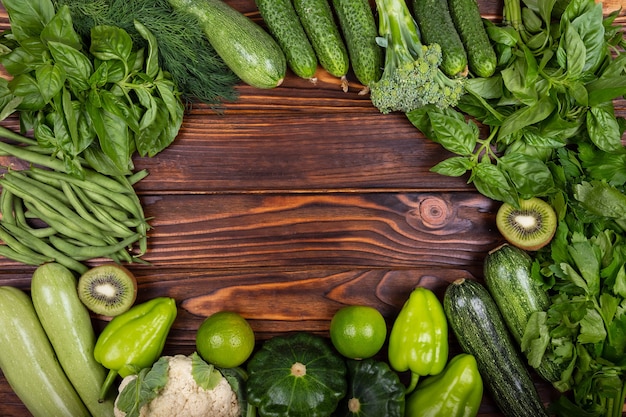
0, 0, 625, 415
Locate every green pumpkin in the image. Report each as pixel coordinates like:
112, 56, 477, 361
246, 332, 347, 417
333, 358, 405, 417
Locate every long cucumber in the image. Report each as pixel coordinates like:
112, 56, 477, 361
256, 0, 319, 80
332, 0, 382, 91
168, 0, 286, 89
31, 263, 115, 416
0, 286, 90, 417
293, 0, 350, 89
412, 0, 467, 77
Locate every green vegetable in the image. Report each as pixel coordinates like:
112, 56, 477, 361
294, 0, 350, 87
369, 0, 465, 113
332, 0, 383, 90
444, 278, 549, 417
31, 263, 115, 416
412, 0, 467, 77
333, 358, 405, 417
405, 353, 483, 417
483, 243, 565, 385
406, 0, 626, 207
447, 0, 496, 77
0, 0, 185, 177
256, 0, 318, 80
388, 287, 448, 393
95, 297, 177, 401
54, 0, 240, 105
0, 286, 90, 417
168, 0, 286, 89
246, 332, 347, 417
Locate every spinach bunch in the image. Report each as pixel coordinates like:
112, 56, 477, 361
407, 0, 626, 207
0, 0, 184, 177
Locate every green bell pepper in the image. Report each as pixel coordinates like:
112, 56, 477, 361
388, 287, 448, 393
94, 297, 177, 401
405, 353, 483, 417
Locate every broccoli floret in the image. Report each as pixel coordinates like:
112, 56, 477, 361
370, 0, 465, 114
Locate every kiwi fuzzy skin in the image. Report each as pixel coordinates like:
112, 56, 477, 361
496, 197, 557, 251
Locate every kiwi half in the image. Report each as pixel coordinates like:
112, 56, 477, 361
496, 197, 557, 251
78, 264, 137, 316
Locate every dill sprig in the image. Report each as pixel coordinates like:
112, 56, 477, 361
54, 0, 240, 106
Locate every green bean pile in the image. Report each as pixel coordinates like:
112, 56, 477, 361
0, 127, 150, 274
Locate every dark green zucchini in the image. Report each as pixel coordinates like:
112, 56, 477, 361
443, 278, 549, 417
484, 243, 564, 384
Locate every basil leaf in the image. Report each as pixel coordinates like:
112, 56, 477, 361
8, 73, 46, 111
35, 62, 65, 103
48, 41, 93, 91
133, 20, 159, 79
90, 25, 133, 63
569, 2, 606, 74
40, 5, 82, 50
499, 96, 556, 138
471, 162, 518, 205
155, 78, 184, 122
430, 156, 473, 177
0, 47, 38, 76
428, 110, 478, 156
499, 153, 555, 198
560, 23, 586, 77
586, 104, 623, 153
1, 0, 54, 41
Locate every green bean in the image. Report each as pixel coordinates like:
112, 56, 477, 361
68, 184, 134, 234
0, 223, 52, 263
0, 126, 39, 146
1, 222, 88, 274
19, 198, 109, 247
127, 169, 149, 185
12, 198, 57, 238
0, 139, 68, 172
0, 176, 110, 243
0, 189, 15, 225
27, 166, 131, 195
116, 175, 149, 255
0, 244, 51, 266
6, 170, 70, 206
48, 232, 142, 261
59, 180, 112, 232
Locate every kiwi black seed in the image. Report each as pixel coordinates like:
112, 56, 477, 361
77, 264, 137, 316
495, 197, 557, 251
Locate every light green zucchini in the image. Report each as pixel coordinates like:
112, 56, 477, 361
0, 286, 90, 417
168, 0, 287, 89
31, 262, 115, 416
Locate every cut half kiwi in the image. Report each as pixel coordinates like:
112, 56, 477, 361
496, 197, 557, 251
78, 264, 137, 316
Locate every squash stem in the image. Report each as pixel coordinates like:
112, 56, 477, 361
99, 369, 119, 403
405, 372, 419, 394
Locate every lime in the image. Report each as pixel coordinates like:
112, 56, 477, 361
330, 305, 387, 359
196, 311, 255, 368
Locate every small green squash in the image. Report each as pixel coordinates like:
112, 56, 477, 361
333, 358, 405, 417
246, 332, 347, 417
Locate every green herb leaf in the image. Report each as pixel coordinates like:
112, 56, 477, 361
90, 25, 133, 63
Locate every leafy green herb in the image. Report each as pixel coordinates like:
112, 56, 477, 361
406, 0, 626, 207
0, 0, 185, 177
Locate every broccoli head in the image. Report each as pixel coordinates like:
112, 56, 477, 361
370, 0, 465, 114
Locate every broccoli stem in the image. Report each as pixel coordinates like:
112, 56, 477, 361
375, 0, 423, 68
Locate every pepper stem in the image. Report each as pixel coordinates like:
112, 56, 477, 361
405, 372, 419, 394
99, 368, 119, 403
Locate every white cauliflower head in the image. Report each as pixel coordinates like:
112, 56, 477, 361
114, 353, 241, 417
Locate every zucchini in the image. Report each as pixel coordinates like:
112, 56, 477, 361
0, 286, 90, 417
412, 0, 467, 77
332, 0, 383, 90
447, 0, 496, 78
484, 244, 564, 384
31, 263, 115, 417
256, 0, 319, 80
168, 0, 286, 89
293, 0, 350, 89
443, 278, 549, 417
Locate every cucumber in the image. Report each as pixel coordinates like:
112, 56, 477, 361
484, 244, 564, 384
332, 0, 383, 90
443, 278, 549, 417
31, 263, 115, 417
447, 0, 496, 78
293, 0, 350, 88
256, 0, 319, 80
413, 0, 467, 77
168, 0, 286, 89
0, 286, 90, 417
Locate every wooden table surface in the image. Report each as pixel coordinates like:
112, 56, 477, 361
0, 0, 625, 415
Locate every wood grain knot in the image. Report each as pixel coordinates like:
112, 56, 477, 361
417, 196, 450, 229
